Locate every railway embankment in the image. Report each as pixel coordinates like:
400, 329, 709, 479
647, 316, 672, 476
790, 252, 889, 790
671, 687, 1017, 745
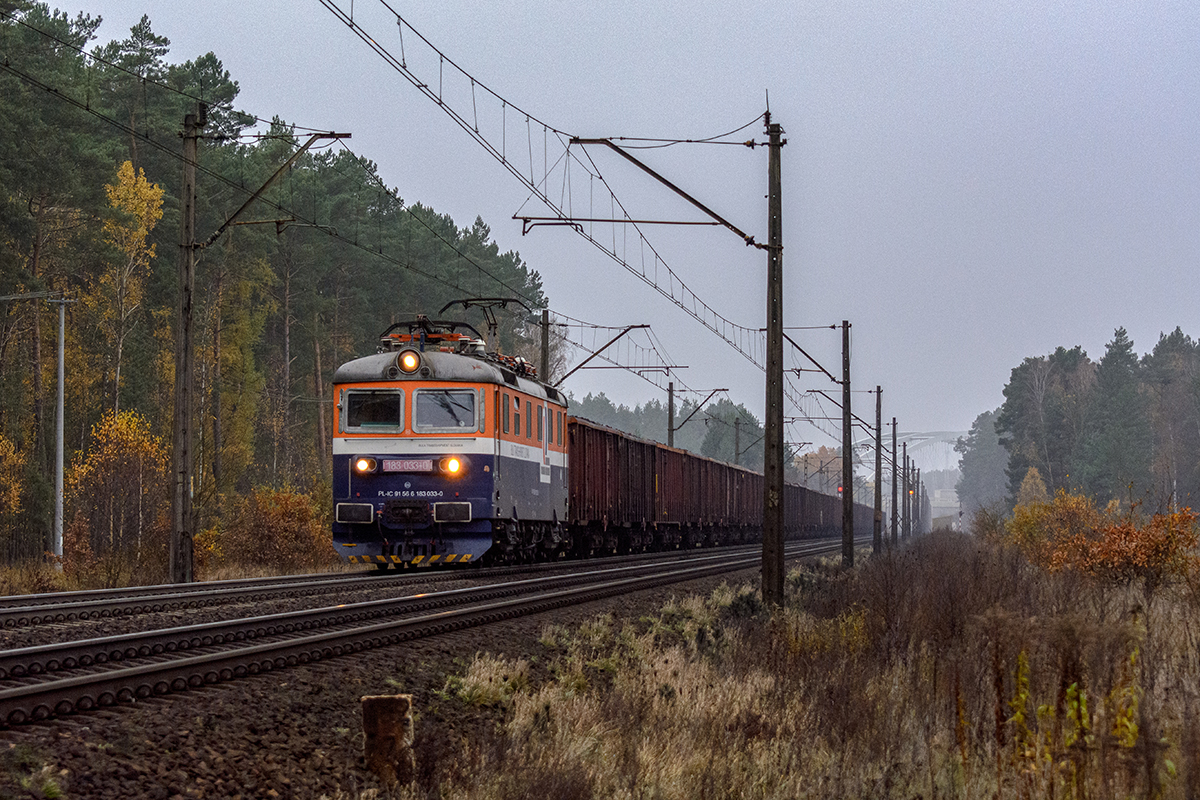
0, 555, 778, 799
415, 526, 1199, 800
3, 525, 1199, 798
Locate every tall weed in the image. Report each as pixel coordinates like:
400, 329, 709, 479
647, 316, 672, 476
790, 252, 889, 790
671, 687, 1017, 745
417, 530, 1200, 799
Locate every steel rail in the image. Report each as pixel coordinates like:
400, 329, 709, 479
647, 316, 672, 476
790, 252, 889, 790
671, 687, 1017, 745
0, 571, 362, 610
0, 544, 799, 680
0, 575, 401, 629
1, 542, 771, 609
0, 539, 855, 726
0, 542, 779, 628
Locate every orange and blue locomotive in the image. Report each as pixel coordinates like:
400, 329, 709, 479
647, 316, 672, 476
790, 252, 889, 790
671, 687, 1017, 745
332, 316, 569, 567
333, 315, 879, 568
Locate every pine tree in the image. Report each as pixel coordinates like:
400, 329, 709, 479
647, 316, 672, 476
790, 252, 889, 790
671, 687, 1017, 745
0, 8, 554, 561
996, 346, 1095, 504
1141, 327, 1200, 506
1075, 328, 1152, 505
955, 408, 1008, 512
699, 398, 764, 469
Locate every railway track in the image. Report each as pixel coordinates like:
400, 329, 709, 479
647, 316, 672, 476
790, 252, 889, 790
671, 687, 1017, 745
0, 537, 853, 726
0, 542, 783, 630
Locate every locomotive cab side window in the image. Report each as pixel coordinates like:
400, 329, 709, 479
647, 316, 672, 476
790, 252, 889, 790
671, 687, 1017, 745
413, 389, 478, 433
537, 405, 543, 442
344, 390, 404, 431
513, 396, 520, 436
557, 410, 563, 445
526, 401, 533, 440
502, 392, 510, 434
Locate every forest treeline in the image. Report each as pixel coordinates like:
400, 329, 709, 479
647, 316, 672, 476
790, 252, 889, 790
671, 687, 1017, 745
0, 5, 554, 568
0, 4, 781, 580
956, 326, 1200, 514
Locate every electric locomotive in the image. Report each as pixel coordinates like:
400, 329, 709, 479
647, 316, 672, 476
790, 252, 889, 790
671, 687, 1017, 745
332, 316, 569, 567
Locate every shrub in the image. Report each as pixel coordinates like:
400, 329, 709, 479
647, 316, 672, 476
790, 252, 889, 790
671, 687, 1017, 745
1006, 489, 1199, 595
212, 486, 336, 573
0, 561, 73, 596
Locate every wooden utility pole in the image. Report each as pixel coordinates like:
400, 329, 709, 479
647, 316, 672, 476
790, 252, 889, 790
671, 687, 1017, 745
902, 444, 909, 539
840, 320, 853, 567
171, 106, 204, 584
212, 269, 223, 495
873, 386, 882, 555
910, 465, 917, 536
910, 460, 916, 537
540, 309, 550, 381
890, 417, 898, 547
667, 381, 675, 448
166, 121, 350, 583
762, 113, 785, 606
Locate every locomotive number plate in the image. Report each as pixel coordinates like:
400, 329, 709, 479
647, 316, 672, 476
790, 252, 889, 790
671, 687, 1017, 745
382, 459, 433, 472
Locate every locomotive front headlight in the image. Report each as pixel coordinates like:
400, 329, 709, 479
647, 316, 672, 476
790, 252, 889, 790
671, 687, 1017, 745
398, 350, 420, 373
354, 457, 378, 474
440, 456, 463, 475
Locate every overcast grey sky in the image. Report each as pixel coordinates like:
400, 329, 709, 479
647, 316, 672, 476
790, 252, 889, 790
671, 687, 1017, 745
67, 0, 1200, 450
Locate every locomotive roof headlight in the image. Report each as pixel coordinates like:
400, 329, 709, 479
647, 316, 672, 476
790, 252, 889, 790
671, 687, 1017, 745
440, 456, 464, 475
354, 456, 378, 474
398, 350, 421, 374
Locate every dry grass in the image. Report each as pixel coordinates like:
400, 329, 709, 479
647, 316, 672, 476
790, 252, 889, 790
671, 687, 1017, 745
0, 556, 357, 596
0, 561, 80, 596
0, 486, 349, 594
408, 531, 1200, 799
443, 653, 532, 708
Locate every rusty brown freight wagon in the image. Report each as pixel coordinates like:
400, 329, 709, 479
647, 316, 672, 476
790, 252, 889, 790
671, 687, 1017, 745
566, 416, 872, 554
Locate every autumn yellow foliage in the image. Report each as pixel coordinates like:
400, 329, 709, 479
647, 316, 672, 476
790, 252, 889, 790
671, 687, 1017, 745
102, 160, 163, 257
1016, 465, 1049, 506
65, 410, 169, 583
1006, 489, 1103, 567
210, 486, 337, 573
0, 434, 23, 517
1006, 489, 1198, 589
84, 161, 165, 411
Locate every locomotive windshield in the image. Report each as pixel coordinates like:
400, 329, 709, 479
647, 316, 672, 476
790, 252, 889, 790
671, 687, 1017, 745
345, 391, 403, 429
414, 389, 478, 432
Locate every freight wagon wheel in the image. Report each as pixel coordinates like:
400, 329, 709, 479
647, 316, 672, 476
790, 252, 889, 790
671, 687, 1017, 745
374, 563, 393, 572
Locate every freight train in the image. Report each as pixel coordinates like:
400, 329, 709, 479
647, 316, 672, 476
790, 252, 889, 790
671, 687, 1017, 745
332, 316, 874, 567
